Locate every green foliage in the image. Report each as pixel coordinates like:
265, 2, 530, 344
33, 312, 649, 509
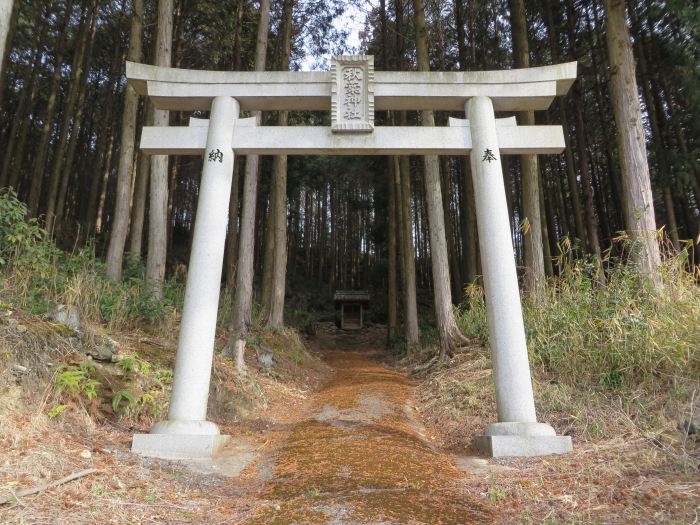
458, 257, 700, 392
111, 362, 167, 419
97, 277, 174, 325
0, 212, 184, 328
419, 326, 439, 348
47, 404, 69, 419
118, 355, 137, 373
245, 334, 264, 348
284, 307, 312, 331
156, 369, 173, 384
111, 390, 137, 414
456, 285, 490, 347
528, 264, 698, 389
288, 349, 303, 365
91, 485, 108, 497
122, 392, 163, 419
0, 189, 51, 268
487, 479, 508, 505
281, 287, 320, 330
116, 354, 153, 377
305, 487, 321, 498
55, 362, 101, 400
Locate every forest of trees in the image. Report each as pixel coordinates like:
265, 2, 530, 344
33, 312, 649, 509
0, 0, 698, 355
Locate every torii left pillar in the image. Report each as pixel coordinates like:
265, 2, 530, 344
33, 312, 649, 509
132, 96, 239, 459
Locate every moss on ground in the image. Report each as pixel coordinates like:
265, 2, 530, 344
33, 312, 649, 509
245, 350, 492, 524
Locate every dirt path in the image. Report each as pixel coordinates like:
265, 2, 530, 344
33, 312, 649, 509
243, 333, 492, 524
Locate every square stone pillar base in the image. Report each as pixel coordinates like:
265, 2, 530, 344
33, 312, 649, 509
132, 434, 230, 460
475, 435, 572, 458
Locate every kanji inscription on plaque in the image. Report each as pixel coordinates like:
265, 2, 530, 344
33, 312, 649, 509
331, 55, 375, 133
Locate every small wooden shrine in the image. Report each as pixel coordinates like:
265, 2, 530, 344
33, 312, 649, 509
334, 290, 370, 330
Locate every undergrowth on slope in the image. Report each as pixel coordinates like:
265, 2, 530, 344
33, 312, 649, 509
410, 242, 700, 523
447, 242, 700, 470
459, 253, 700, 392
0, 189, 183, 330
1, 191, 327, 428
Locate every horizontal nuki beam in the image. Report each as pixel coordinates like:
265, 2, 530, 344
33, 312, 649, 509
140, 124, 565, 156
127, 61, 578, 112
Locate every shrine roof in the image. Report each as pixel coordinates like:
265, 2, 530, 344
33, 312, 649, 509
334, 291, 371, 304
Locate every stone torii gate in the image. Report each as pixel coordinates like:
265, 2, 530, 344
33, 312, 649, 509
129, 56, 576, 460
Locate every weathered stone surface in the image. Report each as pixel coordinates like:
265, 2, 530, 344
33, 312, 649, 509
87, 336, 118, 362
10, 364, 29, 376
680, 414, 700, 436
127, 60, 577, 112
48, 305, 82, 335
163, 96, 238, 428
183, 438, 258, 478
467, 95, 573, 458
131, 433, 230, 460
331, 55, 375, 133
140, 124, 566, 157
468, 96, 537, 424
256, 347, 274, 371
455, 455, 515, 473
133, 97, 238, 461
150, 419, 221, 435
484, 422, 556, 437
475, 435, 573, 458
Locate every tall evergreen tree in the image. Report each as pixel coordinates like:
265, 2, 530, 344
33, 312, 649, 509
146, 0, 174, 298
413, 0, 466, 359
225, 0, 272, 375
106, 0, 145, 280
0, 0, 14, 81
603, 0, 661, 279
509, 0, 546, 295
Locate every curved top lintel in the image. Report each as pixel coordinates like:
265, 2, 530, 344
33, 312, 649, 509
126, 60, 577, 112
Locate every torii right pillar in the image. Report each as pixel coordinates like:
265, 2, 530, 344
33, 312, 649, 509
467, 96, 572, 457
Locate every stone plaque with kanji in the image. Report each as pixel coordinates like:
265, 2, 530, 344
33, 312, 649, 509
331, 55, 375, 133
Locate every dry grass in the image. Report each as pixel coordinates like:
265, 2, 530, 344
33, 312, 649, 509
410, 344, 700, 524
0, 406, 259, 525
396, 255, 700, 522
1, 306, 698, 524
0, 305, 331, 524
